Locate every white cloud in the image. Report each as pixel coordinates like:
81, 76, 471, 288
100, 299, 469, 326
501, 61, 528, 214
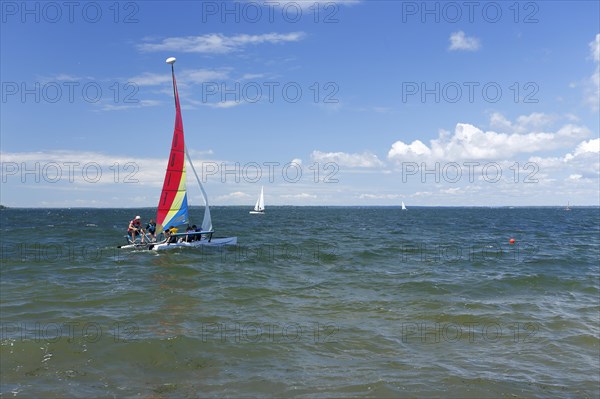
130, 69, 231, 86
0, 150, 208, 188
388, 140, 431, 159
204, 100, 244, 109
35, 74, 97, 84
0, 150, 228, 207
98, 99, 161, 112
280, 193, 317, 199
358, 193, 402, 200
185, 69, 232, 84
515, 112, 556, 130
590, 33, 600, 62
529, 137, 600, 180
448, 31, 481, 52
125, 73, 170, 87
5, 151, 152, 181
388, 113, 591, 162
311, 150, 384, 167
585, 33, 600, 111
216, 191, 251, 201
572, 137, 600, 156
138, 32, 306, 54
241, 73, 266, 80
488, 112, 514, 132
440, 187, 462, 195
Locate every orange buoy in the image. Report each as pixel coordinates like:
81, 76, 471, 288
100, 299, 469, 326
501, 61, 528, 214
509, 238, 515, 244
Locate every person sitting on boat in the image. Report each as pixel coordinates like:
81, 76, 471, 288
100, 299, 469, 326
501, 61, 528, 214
145, 219, 157, 241
185, 225, 196, 242
165, 225, 178, 243
127, 216, 145, 244
192, 225, 202, 241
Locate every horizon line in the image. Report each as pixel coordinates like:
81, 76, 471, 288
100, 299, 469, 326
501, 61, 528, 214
1, 205, 598, 209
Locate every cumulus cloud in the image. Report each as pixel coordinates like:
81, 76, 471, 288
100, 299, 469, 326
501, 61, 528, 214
571, 137, 600, 156
388, 113, 591, 162
528, 137, 599, 181
448, 31, 481, 51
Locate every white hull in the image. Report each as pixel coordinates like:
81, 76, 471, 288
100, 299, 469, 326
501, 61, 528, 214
118, 242, 152, 250
151, 236, 237, 250
119, 236, 237, 250
249, 211, 265, 214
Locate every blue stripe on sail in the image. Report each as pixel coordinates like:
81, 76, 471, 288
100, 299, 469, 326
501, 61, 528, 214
163, 194, 189, 228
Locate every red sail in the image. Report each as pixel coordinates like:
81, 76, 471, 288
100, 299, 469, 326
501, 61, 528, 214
155, 69, 189, 232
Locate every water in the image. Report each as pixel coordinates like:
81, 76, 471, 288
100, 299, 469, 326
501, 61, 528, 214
1, 207, 599, 398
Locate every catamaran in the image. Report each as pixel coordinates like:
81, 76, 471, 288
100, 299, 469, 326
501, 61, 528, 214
249, 186, 265, 214
119, 57, 237, 250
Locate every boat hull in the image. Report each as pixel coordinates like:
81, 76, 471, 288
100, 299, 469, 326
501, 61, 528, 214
249, 211, 265, 214
118, 242, 153, 250
150, 236, 237, 250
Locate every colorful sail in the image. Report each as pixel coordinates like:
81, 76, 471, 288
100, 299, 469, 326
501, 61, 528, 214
156, 67, 189, 233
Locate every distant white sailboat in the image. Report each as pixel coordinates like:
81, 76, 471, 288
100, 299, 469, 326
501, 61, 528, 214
401, 201, 407, 210
250, 186, 265, 214
565, 202, 571, 211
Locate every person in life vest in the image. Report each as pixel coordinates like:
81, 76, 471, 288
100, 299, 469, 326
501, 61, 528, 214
145, 219, 157, 241
164, 225, 178, 243
127, 215, 145, 243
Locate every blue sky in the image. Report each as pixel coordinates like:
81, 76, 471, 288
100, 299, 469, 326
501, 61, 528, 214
1, 0, 599, 207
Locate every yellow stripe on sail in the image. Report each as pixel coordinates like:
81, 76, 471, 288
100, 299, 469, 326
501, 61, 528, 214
158, 168, 187, 232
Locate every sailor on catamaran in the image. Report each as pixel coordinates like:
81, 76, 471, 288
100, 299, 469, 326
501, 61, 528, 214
145, 219, 157, 241
127, 216, 146, 244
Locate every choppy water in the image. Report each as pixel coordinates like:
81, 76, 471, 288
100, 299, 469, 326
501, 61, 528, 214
1, 207, 599, 398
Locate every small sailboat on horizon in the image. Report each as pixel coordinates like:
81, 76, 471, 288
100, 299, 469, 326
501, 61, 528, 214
565, 202, 572, 211
249, 186, 265, 214
401, 201, 407, 210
